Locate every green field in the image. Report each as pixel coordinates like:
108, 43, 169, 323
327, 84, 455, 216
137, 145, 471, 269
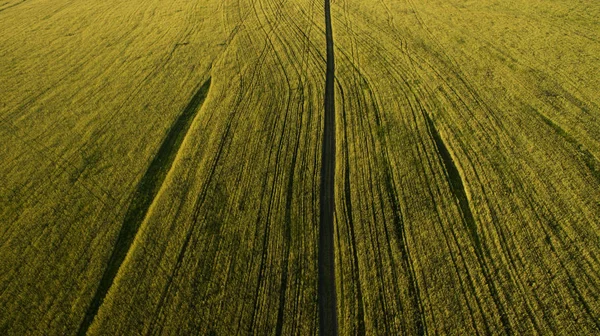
1, 0, 599, 334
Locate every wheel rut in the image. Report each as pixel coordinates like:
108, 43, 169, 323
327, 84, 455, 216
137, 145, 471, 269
0, 0, 27, 13
318, 0, 338, 334
76, 78, 212, 336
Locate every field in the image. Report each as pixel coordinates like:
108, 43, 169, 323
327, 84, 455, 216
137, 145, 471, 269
1, 0, 599, 334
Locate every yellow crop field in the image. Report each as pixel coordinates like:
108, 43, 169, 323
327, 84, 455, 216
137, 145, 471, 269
1, 0, 599, 334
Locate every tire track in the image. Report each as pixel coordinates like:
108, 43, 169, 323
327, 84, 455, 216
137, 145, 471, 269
338, 82, 366, 335
337, 6, 517, 330
398, 8, 600, 333
331, 15, 428, 328
147, 27, 273, 333
0, 0, 27, 14
76, 78, 212, 336
319, 0, 338, 333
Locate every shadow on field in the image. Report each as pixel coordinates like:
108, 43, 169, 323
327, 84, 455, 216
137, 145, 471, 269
77, 78, 212, 335
424, 114, 511, 334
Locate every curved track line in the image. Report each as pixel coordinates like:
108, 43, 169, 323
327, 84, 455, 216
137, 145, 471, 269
76, 78, 212, 336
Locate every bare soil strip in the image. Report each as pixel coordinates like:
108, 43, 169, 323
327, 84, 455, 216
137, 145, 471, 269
76, 78, 212, 335
318, 0, 338, 334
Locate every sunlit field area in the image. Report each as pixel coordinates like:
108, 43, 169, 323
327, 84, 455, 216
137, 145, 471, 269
1, 0, 599, 334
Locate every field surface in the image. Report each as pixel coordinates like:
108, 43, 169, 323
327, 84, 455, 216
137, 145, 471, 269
1, 0, 599, 334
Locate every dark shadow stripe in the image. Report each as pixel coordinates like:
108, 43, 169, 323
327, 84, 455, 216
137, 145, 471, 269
424, 114, 512, 334
76, 78, 211, 335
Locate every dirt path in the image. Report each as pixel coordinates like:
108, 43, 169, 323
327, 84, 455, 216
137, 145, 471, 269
318, 0, 338, 334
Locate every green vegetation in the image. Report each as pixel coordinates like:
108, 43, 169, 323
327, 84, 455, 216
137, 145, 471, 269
1, 0, 599, 334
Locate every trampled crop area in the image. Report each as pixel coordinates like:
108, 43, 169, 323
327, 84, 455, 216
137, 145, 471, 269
1, 0, 599, 334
